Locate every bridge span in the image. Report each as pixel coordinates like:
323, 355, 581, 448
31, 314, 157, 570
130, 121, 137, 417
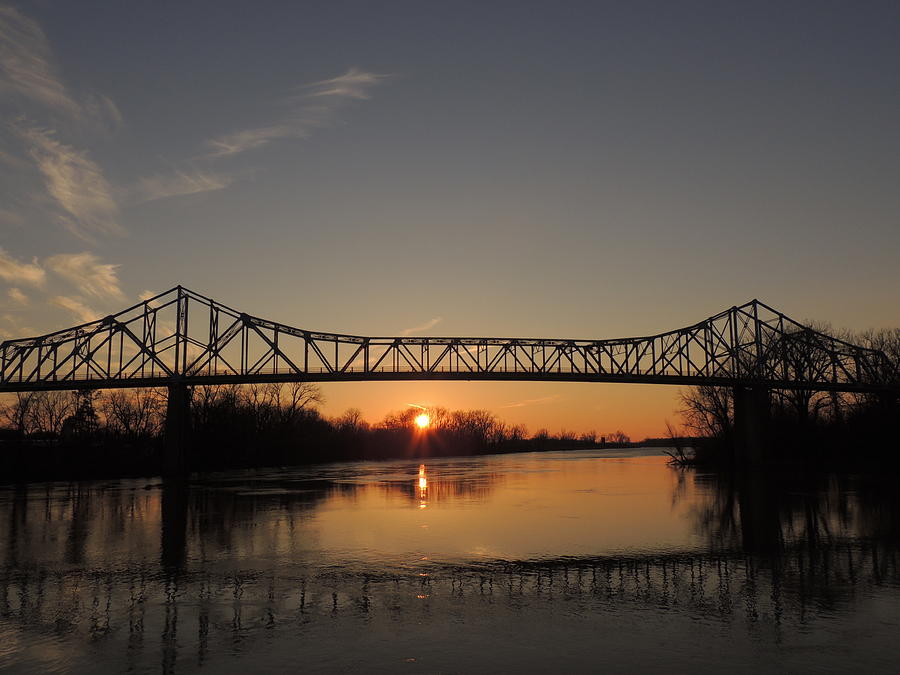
1, 286, 896, 471
1, 285, 895, 393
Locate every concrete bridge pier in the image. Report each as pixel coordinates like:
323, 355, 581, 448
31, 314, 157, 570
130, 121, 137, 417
164, 382, 190, 476
733, 386, 770, 464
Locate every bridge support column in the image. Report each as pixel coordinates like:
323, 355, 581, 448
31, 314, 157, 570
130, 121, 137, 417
164, 383, 190, 476
733, 386, 770, 465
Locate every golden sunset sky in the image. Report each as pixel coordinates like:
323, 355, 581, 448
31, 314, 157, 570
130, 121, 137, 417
2, 2, 899, 438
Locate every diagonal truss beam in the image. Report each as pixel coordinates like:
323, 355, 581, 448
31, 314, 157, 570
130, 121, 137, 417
1, 287, 897, 394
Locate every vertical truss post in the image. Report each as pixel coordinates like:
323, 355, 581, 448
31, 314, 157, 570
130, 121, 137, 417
173, 286, 188, 378
752, 300, 762, 380
729, 307, 739, 378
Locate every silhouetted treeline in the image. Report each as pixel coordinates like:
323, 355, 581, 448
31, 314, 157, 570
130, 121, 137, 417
673, 327, 900, 468
0, 383, 631, 480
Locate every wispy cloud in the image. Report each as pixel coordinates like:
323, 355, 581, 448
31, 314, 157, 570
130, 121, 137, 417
46, 252, 123, 300
306, 67, 386, 99
49, 295, 98, 323
14, 124, 122, 240
131, 169, 232, 203
399, 316, 443, 336
0, 316, 14, 339
1, 7, 123, 241
0, 6, 122, 132
138, 289, 164, 309
0, 247, 45, 286
204, 68, 388, 158
499, 395, 561, 409
7, 287, 28, 305
0, 311, 32, 339
81, 92, 123, 133
0, 6, 80, 116
205, 121, 315, 158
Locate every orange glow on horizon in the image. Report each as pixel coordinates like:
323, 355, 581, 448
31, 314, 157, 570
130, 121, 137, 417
321, 382, 682, 440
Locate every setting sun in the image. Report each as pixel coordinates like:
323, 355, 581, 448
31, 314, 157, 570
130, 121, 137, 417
414, 413, 431, 429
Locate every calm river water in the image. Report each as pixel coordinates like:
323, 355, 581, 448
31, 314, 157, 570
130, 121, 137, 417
1, 448, 899, 673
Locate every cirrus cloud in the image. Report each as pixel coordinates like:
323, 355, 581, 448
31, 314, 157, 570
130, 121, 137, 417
131, 168, 233, 203
0, 247, 45, 286
499, 395, 561, 409
204, 68, 388, 159
45, 251, 123, 300
306, 67, 387, 99
49, 294, 98, 324
0, 5, 80, 116
7, 287, 28, 305
399, 316, 443, 336
13, 123, 122, 241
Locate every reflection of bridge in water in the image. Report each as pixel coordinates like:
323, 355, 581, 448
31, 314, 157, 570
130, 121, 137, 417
2, 538, 896, 671
2, 467, 898, 671
2, 286, 897, 470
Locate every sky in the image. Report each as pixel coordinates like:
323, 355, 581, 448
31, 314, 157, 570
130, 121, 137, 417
1, 1, 899, 438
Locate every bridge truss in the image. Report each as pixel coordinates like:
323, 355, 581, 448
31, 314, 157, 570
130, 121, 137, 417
0, 286, 896, 394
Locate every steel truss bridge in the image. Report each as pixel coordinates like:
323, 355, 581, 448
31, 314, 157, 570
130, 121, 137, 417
1, 286, 896, 394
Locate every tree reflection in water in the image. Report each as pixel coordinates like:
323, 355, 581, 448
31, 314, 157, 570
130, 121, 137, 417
0, 453, 898, 673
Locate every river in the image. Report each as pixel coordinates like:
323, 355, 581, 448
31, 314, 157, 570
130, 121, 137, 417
1, 448, 898, 673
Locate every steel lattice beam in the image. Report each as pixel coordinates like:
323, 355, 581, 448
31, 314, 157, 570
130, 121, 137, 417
1, 286, 897, 394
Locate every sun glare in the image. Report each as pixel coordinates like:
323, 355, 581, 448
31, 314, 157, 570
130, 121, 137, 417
415, 413, 431, 429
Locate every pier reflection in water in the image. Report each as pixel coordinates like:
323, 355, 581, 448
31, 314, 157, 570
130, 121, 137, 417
1, 449, 899, 673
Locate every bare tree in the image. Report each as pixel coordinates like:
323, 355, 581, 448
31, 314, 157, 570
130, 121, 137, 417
101, 388, 165, 437
191, 383, 241, 429
335, 407, 368, 432
663, 420, 691, 465
448, 410, 498, 442
607, 430, 631, 445
579, 430, 597, 443
679, 386, 732, 437
531, 428, 549, 441
558, 429, 577, 442
246, 382, 282, 432
378, 408, 420, 429
854, 327, 900, 409
280, 382, 324, 422
766, 323, 834, 424
509, 424, 528, 442
28, 391, 74, 435
0, 392, 39, 434
858, 327, 900, 368
426, 406, 451, 430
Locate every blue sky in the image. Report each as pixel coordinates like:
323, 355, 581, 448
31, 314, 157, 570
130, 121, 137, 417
2, 1, 899, 435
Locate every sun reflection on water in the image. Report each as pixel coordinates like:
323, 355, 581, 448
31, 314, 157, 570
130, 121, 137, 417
418, 464, 428, 508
